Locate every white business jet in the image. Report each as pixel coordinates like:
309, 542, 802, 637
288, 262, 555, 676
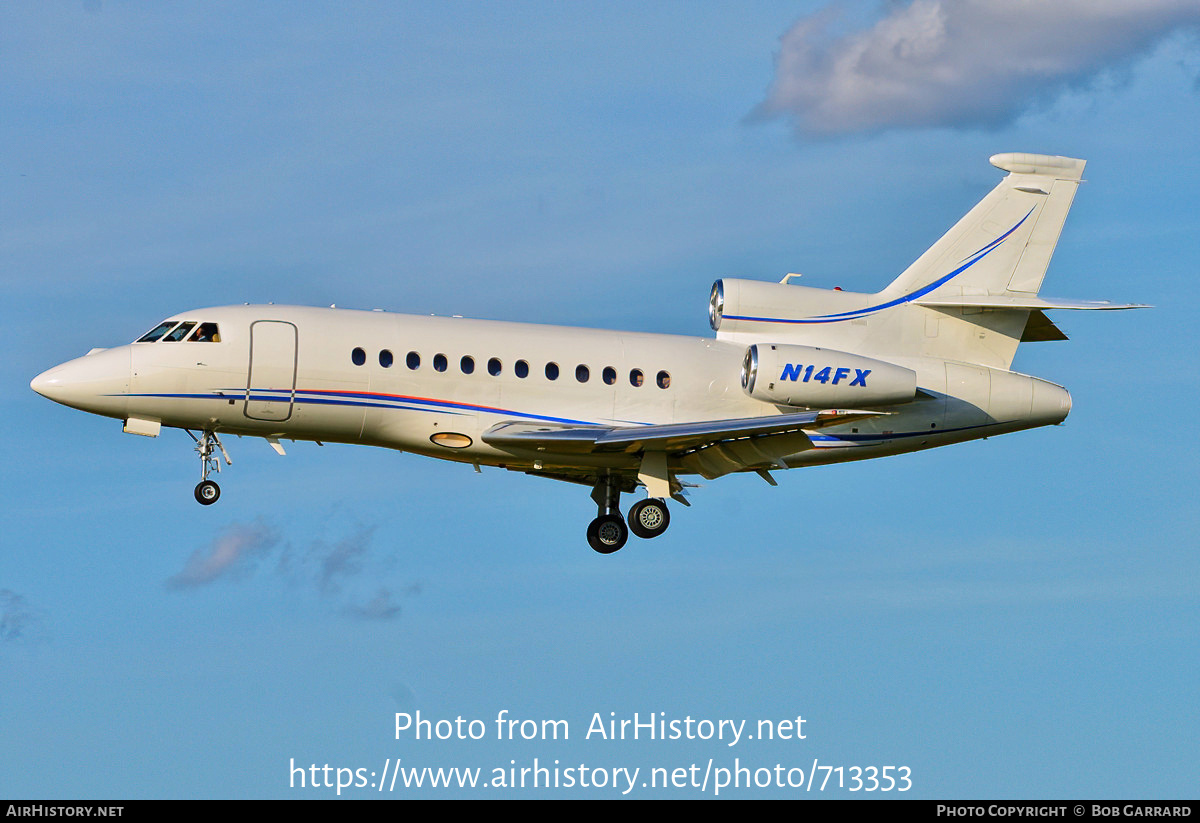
31, 154, 1143, 553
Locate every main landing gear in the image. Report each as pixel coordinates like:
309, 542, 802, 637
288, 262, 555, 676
586, 474, 671, 554
627, 497, 670, 540
188, 429, 231, 506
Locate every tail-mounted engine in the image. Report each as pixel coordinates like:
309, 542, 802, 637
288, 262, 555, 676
709, 278, 871, 334
742, 343, 917, 408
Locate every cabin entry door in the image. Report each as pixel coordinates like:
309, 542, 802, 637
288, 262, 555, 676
245, 320, 298, 422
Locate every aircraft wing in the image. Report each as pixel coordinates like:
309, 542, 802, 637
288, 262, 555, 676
481, 408, 881, 456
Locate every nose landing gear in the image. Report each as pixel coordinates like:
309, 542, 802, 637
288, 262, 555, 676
188, 430, 231, 506
195, 479, 220, 505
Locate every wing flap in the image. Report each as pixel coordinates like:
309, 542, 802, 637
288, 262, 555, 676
482, 409, 882, 456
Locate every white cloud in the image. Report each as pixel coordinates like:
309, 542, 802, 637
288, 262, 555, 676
165, 521, 422, 622
758, 0, 1200, 136
165, 521, 279, 589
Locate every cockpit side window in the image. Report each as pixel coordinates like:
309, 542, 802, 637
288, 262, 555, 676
188, 322, 221, 342
136, 321, 178, 343
162, 322, 196, 342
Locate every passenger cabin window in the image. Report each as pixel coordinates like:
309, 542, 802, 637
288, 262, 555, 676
433, 354, 448, 372
488, 358, 502, 376
545, 362, 559, 381
657, 370, 671, 389
461, 356, 475, 374
188, 323, 221, 342
162, 322, 196, 342
379, 349, 393, 368
137, 322, 177, 343
352, 347, 366, 366
602, 366, 617, 385
630, 369, 644, 387
576, 364, 589, 383
515, 360, 529, 378
407, 351, 420, 370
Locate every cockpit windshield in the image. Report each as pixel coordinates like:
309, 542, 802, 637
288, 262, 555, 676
137, 322, 178, 343
162, 322, 196, 342
135, 321, 221, 343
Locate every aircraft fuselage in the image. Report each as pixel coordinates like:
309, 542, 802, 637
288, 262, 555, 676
31, 303, 1070, 478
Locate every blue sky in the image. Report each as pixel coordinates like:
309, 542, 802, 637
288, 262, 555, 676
2, 1, 1198, 798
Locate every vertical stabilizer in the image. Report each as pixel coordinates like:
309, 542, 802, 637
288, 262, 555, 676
709, 155, 1123, 372
882, 153, 1085, 303
877, 154, 1085, 369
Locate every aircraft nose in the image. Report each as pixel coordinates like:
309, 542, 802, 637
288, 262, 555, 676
30, 364, 68, 400
30, 348, 131, 417
30, 369, 50, 397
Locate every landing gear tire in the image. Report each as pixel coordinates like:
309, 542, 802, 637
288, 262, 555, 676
628, 498, 670, 539
587, 514, 628, 554
194, 480, 221, 505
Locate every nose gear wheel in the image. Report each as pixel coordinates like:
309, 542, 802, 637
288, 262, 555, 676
187, 429, 231, 506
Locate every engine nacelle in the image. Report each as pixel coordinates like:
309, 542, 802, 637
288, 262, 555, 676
742, 344, 917, 408
709, 278, 871, 332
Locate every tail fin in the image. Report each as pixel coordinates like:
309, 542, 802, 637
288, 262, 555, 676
712, 154, 1143, 371
878, 154, 1091, 370
883, 153, 1086, 302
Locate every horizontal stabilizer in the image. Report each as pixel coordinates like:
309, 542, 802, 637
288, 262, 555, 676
915, 294, 1149, 310
483, 409, 882, 456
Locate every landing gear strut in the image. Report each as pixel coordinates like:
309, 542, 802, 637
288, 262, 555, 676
188, 429, 231, 506
587, 474, 627, 554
